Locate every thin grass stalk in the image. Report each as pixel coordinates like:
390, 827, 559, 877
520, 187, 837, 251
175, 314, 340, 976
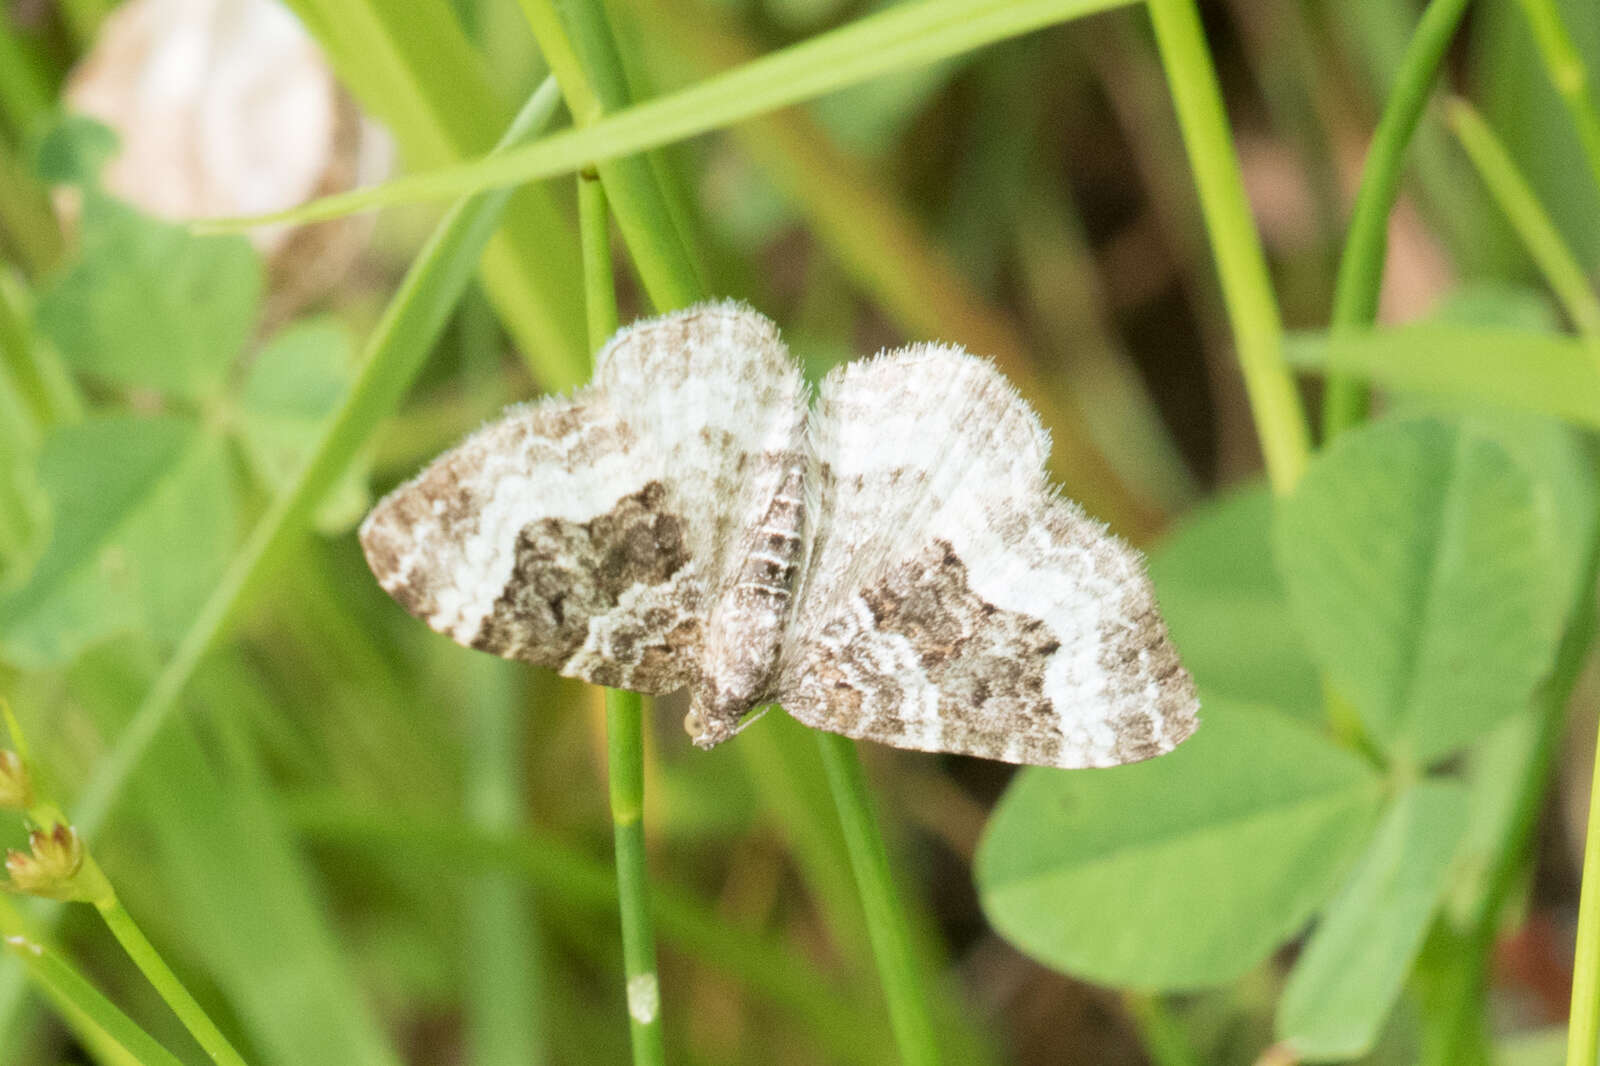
3, 698, 251, 1066
1321, 0, 1473, 439
2, 933, 183, 1066
526, 0, 703, 310
1144, 0, 1310, 494
1573, 677, 1600, 1066
94, 897, 249, 1066
1515, 0, 1600, 201
579, 168, 667, 1064
580, 174, 619, 344
1447, 99, 1600, 362
815, 734, 940, 1066
606, 689, 666, 1065
553, 6, 953, 1056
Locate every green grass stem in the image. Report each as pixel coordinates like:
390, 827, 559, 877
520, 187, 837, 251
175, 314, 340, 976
815, 734, 940, 1066
95, 898, 249, 1066
1322, 0, 1473, 438
606, 689, 666, 1066
1573, 682, 1600, 1066
555, 8, 958, 1055
580, 174, 619, 345
67, 74, 564, 842
1145, 0, 1310, 494
1447, 99, 1600, 361
1515, 0, 1600, 202
579, 152, 667, 1065
17, 778, 247, 1066
530, 0, 703, 310
2, 933, 182, 1066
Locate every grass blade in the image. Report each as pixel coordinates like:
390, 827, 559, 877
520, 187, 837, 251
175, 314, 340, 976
1322, 0, 1474, 437
1146, 0, 1310, 493
1447, 98, 1600, 355
199, 0, 1140, 229
2, 934, 183, 1066
816, 734, 940, 1066
1286, 325, 1600, 427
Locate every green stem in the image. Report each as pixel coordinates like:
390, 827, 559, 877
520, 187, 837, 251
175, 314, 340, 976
1573, 716, 1600, 1066
1515, 0, 1600, 201
1447, 99, 1600, 361
1322, 0, 1473, 438
815, 733, 939, 1066
1145, 0, 1310, 494
2, 932, 185, 1066
606, 689, 666, 1066
96, 898, 250, 1066
580, 174, 619, 347
524, 0, 703, 311
1122, 993, 1200, 1066
68, 75, 565, 842
581, 147, 665, 1066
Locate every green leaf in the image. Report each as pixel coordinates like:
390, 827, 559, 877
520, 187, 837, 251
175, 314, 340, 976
1274, 415, 1564, 766
233, 319, 369, 532
35, 192, 261, 400
1148, 484, 1322, 719
0, 415, 236, 668
976, 701, 1383, 990
1276, 780, 1470, 1061
1284, 325, 1600, 429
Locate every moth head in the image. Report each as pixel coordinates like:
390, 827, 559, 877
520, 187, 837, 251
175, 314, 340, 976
684, 694, 771, 750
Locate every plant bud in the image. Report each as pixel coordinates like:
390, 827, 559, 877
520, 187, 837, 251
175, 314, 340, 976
6, 824, 86, 900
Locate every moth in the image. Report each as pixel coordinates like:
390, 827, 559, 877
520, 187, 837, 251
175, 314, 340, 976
360, 303, 1198, 768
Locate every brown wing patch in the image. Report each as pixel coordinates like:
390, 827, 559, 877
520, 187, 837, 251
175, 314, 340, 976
472, 481, 698, 690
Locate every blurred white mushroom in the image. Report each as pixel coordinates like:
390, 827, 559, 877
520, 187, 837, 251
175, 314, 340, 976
62, 0, 389, 318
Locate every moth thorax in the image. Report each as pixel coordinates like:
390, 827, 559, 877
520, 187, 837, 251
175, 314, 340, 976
686, 463, 805, 747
